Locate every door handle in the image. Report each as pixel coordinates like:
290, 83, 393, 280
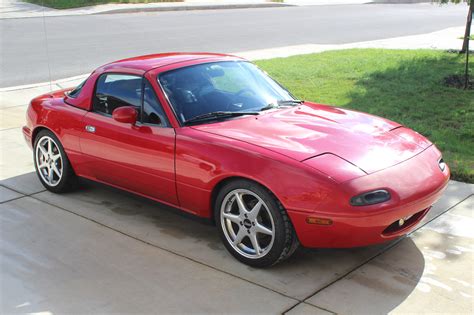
85, 125, 96, 133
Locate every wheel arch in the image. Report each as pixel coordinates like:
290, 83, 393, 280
210, 175, 285, 225
31, 126, 76, 173
31, 126, 57, 145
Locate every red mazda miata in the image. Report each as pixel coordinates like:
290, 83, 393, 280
23, 53, 450, 267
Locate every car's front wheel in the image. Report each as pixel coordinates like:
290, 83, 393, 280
215, 179, 299, 267
34, 130, 77, 193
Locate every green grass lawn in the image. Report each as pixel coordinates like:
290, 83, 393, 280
25, 0, 180, 9
256, 49, 474, 183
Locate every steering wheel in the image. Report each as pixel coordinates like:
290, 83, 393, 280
236, 88, 256, 97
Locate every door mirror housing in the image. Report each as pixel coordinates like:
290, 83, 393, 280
112, 106, 137, 125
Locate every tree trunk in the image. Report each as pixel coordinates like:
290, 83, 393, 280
465, 35, 469, 88
461, 0, 473, 53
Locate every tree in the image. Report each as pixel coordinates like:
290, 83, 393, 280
434, 0, 471, 50
434, 0, 472, 88
464, 3, 472, 88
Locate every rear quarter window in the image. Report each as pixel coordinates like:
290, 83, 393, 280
67, 80, 86, 98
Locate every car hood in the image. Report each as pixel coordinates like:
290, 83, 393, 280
192, 102, 431, 174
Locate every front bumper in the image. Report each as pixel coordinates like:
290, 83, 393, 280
288, 145, 450, 248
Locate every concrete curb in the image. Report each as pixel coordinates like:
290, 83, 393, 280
97, 3, 291, 15
0, 74, 90, 92
0, 2, 292, 20
372, 0, 432, 3
1, 0, 444, 20
0, 0, 386, 20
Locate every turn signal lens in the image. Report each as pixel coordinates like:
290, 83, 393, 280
438, 158, 446, 171
306, 217, 333, 225
350, 189, 391, 206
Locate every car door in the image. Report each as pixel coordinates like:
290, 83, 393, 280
79, 73, 178, 206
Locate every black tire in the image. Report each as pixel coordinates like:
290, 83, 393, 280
215, 179, 299, 267
33, 129, 77, 193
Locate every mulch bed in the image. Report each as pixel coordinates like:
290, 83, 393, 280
443, 74, 473, 90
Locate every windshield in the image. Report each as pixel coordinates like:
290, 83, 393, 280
158, 61, 295, 123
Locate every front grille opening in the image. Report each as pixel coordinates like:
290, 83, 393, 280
382, 208, 428, 235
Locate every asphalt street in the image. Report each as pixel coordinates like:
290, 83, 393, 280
0, 3, 468, 87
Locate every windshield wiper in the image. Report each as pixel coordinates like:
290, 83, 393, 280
278, 99, 303, 105
260, 99, 304, 112
184, 111, 259, 125
260, 103, 279, 111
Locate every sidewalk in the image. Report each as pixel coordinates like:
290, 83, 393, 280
237, 27, 466, 60
0, 0, 376, 19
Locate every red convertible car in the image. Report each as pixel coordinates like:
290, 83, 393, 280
23, 53, 450, 267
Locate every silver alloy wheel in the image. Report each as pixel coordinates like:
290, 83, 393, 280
220, 189, 275, 259
35, 136, 63, 187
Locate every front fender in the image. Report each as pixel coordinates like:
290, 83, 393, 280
175, 127, 340, 217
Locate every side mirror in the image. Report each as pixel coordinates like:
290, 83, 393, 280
112, 106, 137, 125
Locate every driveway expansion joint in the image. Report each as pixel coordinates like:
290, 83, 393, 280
0, 183, 46, 195
284, 302, 337, 314
0, 183, 49, 203
0, 184, 27, 204
0, 195, 26, 204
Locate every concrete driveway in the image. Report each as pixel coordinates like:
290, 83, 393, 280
1, 172, 473, 313
1, 61, 473, 314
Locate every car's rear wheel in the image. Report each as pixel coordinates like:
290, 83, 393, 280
34, 130, 77, 193
215, 179, 299, 267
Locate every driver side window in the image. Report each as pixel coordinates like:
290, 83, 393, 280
93, 74, 142, 116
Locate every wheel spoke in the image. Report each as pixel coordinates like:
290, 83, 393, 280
223, 212, 241, 224
52, 153, 61, 161
248, 201, 262, 220
47, 138, 53, 155
38, 161, 49, 169
232, 228, 246, 246
249, 233, 261, 254
255, 223, 273, 236
47, 167, 54, 183
39, 145, 48, 157
51, 164, 61, 178
234, 192, 247, 213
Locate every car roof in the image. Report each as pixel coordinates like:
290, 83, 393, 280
100, 52, 245, 73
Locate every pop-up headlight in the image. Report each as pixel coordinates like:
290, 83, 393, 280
350, 190, 391, 206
